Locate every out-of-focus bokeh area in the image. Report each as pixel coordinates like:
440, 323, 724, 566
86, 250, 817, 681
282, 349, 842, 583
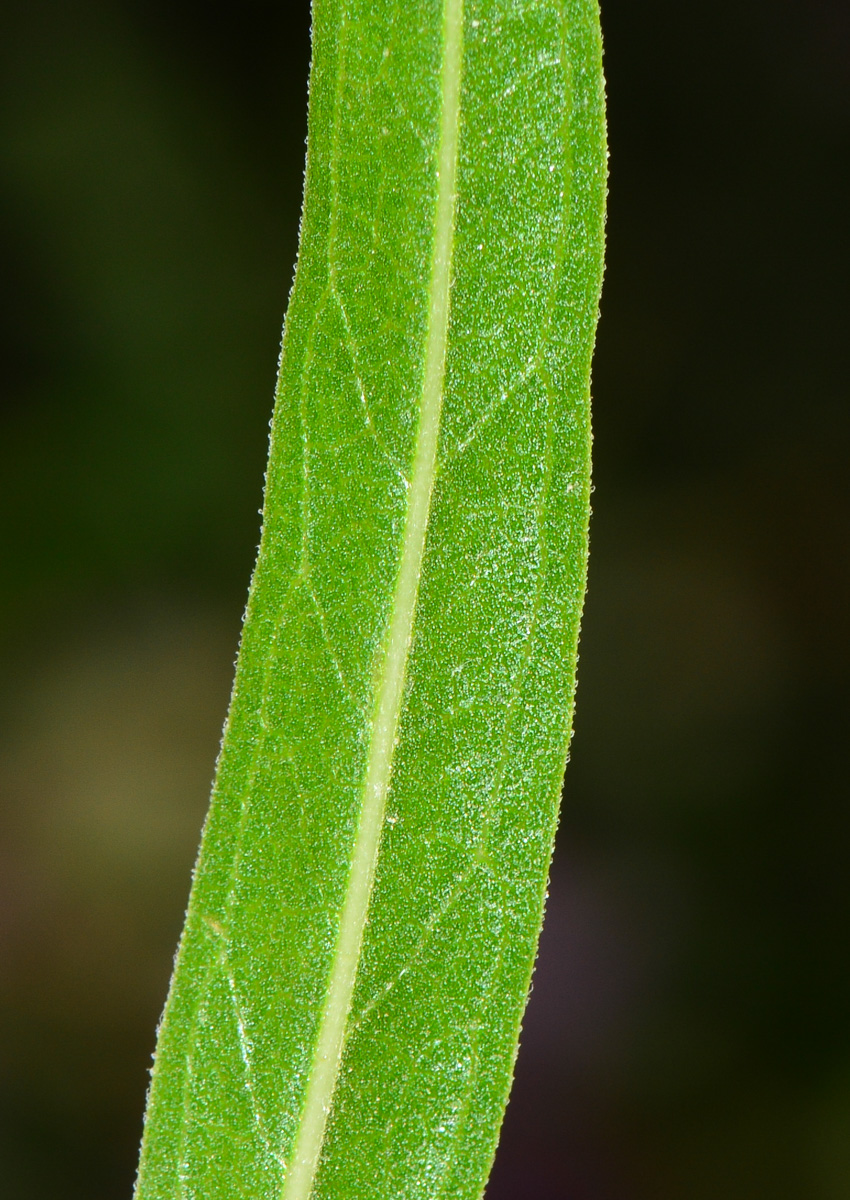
0, 0, 847, 1195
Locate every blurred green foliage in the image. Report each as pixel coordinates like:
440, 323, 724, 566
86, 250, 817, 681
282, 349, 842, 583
0, 0, 848, 1198
0, 0, 309, 621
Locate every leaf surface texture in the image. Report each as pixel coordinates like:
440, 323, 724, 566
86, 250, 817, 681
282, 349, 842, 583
136, 0, 606, 1196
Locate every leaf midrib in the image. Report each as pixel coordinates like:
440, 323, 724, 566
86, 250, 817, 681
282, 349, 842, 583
280, 1, 465, 1196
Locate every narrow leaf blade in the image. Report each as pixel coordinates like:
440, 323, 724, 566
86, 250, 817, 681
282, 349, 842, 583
135, 0, 606, 1197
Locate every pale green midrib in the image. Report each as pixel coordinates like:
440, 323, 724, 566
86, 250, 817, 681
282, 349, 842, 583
279, 3, 464, 1198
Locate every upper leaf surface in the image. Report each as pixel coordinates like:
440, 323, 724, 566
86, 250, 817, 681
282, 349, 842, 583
135, 0, 605, 1197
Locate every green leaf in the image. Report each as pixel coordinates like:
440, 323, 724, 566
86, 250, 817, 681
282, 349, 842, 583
135, 0, 606, 1195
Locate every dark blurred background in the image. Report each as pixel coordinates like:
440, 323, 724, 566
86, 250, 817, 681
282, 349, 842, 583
0, 0, 847, 1196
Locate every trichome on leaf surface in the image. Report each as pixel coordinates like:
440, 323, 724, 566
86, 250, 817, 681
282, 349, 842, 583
135, 0, 606, 1196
